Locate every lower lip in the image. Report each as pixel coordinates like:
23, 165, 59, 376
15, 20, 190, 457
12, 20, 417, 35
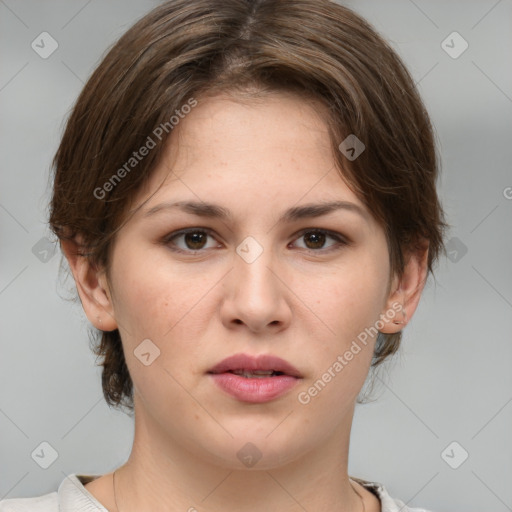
209, 372, 299, 403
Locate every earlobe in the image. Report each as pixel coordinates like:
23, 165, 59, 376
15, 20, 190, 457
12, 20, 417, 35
378, 241, 429, 334
60, 238, 118, 332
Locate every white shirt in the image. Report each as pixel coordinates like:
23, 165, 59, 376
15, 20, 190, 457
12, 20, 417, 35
0, 473, 434, 512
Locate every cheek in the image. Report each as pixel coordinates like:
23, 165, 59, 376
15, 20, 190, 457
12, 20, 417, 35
311, 256, 389, 341
109, 249, 216, 385
292, 268, 388, 425
110, 247, 206, 337
109, 256, 207, 407
294, 253, 389, 398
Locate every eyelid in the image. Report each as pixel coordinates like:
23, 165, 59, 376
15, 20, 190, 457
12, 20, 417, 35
290, 227, 350, 252
161, 226, 349, 253
162, 227, 221, 251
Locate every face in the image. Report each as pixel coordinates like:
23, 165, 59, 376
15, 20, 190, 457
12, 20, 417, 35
97, 91, 401, 468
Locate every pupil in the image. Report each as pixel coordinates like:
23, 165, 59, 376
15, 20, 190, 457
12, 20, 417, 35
185, 232, 206, 250
304, 231, 325, 249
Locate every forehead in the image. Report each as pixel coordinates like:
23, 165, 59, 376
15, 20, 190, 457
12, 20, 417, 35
131, 90, 367, 219
166, 91, 333, 167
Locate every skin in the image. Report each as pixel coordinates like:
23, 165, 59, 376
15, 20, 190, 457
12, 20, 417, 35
63, 90, 429, 512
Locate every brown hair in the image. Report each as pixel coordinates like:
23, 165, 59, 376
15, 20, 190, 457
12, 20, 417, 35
50, 0, 447, 413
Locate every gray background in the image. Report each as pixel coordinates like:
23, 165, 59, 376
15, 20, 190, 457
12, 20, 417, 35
1, 1, 511, 511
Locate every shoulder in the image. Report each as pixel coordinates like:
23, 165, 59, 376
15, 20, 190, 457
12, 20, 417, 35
0, 492, 58, 512
352, 477, 436, 512
0, 473, 106, 512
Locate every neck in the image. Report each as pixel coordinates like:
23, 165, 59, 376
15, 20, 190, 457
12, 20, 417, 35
112, 397, 364, 512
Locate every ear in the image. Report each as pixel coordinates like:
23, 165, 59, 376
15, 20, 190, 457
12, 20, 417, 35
378, 240, 429, 334
60, 237, 118, 332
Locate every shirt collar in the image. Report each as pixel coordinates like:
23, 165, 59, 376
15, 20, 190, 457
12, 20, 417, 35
60, 472, 412, 512
356, 479, 413, 512
58, 474, 107, 512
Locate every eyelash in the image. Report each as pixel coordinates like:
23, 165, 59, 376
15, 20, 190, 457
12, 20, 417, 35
161, 227, 349, 255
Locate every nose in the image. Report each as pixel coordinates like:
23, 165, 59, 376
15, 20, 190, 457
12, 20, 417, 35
220, 239, 292, 334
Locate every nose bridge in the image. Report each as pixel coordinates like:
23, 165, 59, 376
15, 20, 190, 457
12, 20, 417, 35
234, 234, 278, 300
223, 234, 290, 330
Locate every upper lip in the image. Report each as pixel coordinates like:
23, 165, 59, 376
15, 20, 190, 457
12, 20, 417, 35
208, 353, 302, 378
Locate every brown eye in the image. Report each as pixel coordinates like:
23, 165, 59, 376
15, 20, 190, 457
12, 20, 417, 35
292, 229, 348, 253
303, 231, 326, 249
183, 231, 208, 250
164, 228, 220, 253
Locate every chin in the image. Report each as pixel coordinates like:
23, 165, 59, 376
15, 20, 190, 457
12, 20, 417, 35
201, 434, 310, 471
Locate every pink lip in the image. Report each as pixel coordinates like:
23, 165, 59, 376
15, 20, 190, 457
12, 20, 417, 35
208, 353, 302, 377
207, 353, 302, 403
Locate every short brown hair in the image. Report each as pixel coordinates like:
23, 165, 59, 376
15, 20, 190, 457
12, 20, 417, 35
50, 0, 447, 413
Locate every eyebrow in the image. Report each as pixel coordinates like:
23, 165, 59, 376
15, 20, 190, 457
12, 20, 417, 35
143, 200, 370, 224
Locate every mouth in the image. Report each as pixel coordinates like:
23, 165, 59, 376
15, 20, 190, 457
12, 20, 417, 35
218, 369, 287, 378
207, 353, 303, 379
207, 353, 302, 403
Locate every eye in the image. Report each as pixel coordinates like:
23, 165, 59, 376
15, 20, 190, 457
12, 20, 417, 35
291, 229, 348, 252
162, 227, 348, 255
164, 228, 221, 253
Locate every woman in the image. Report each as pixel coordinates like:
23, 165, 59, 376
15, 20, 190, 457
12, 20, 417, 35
0, 0, 446, 511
